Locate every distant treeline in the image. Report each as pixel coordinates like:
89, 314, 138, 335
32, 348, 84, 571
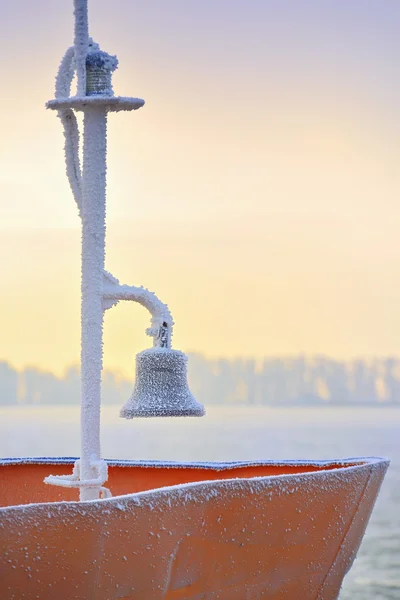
0, 355, 399, 406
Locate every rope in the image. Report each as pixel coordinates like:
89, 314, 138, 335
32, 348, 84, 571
55, 47, 83, 215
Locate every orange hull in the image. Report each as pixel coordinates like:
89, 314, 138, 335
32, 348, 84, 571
0, 457, 388, 599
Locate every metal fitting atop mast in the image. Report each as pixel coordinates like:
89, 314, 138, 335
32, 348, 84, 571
85, 40, 118, 96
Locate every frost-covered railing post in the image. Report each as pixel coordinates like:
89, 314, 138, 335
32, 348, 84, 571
43, 0, 204, 502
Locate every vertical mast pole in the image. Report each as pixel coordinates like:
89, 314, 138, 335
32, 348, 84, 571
80, 106, 107, 501
74, 0, 89, 96
74, 0, 105, 501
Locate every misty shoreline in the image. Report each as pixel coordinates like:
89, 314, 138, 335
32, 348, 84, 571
1, 354, 400, 407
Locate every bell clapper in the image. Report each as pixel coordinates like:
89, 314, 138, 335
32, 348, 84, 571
158, 322, 170, 348
44, 0, 204, 502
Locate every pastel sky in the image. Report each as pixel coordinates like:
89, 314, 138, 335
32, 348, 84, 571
1, 0, 400, 376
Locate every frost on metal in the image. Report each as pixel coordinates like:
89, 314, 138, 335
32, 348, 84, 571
85, 40, 118, 97
0, 456, 388, 470
0, 458, 389, 599
73, 0, 89, 96
43, 458, 112, 499
120, 348, 205, 418
103, 272, 174, 347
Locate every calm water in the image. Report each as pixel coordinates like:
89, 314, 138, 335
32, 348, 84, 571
0, 405, 399, 599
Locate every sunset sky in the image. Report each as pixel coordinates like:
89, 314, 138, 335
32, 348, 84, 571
1, 0, 400, 377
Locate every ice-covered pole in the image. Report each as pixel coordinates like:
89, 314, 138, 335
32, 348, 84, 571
79, 106, 107, 500
72, 0, 106, 501
74, 0, 89, 96
75, 0, 108, 502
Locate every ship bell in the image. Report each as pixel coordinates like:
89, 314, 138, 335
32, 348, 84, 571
120, 348, 205, 418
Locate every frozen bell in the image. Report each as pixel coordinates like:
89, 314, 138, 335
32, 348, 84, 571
120, 348, 205, 418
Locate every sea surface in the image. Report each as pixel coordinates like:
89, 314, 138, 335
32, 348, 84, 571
0, 405, 399, 599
